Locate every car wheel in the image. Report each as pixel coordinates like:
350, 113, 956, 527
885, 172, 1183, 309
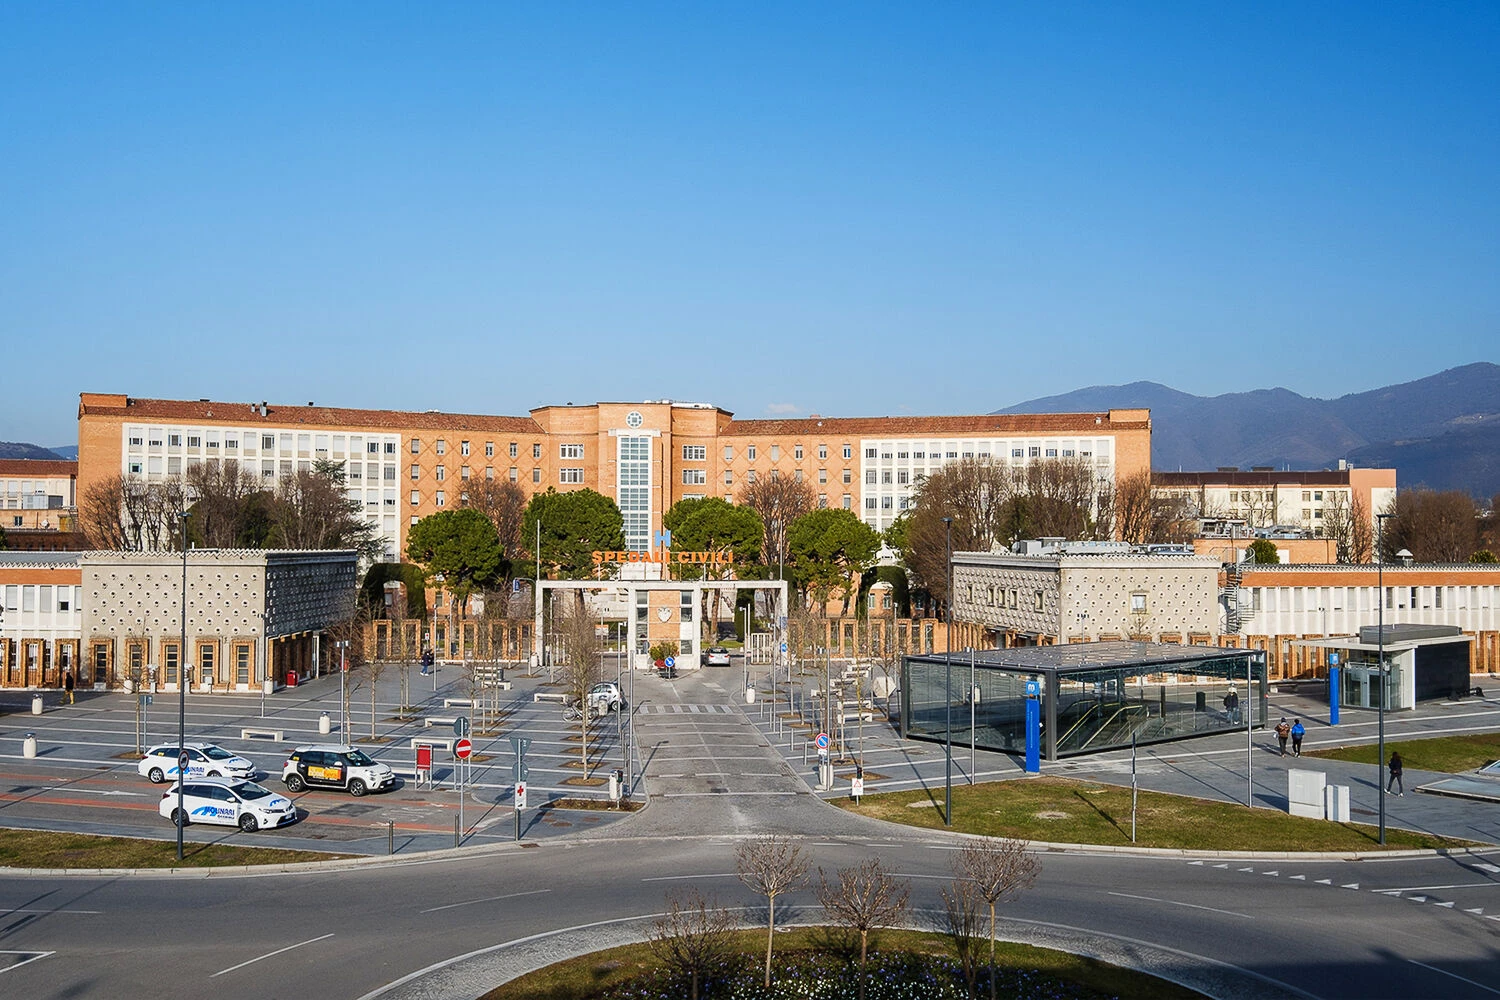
208, 770, 221, 778
238, 813, 259, 833
171, 808, 187, 827
349, 778, 367, 797
285, 774, 305, 792
610, 700, 620, 713
147, 767, 165, 784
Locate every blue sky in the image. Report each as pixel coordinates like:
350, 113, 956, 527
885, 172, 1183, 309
2, 3, 1495, 446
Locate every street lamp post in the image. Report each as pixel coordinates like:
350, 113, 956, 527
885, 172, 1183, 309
336, 640, 350, 737
1376, 512, 1394, 845
943, 516, 953, 827
176, 512, 188, 862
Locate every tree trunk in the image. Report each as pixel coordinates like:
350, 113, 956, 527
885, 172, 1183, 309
764, 894, 776, 988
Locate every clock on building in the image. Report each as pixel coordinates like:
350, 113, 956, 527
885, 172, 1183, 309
626, 411, 643, 428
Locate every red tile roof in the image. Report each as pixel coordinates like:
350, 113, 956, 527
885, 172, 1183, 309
723, 413, 1139, 437
0, 459, 77, 477
79, 395, 543, 434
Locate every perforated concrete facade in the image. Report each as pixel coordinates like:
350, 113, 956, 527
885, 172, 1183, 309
79, 549, 356, 691
953, 552, 1220, 643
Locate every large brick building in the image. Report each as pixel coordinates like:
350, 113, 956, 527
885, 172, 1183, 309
77, 393, 1153, 563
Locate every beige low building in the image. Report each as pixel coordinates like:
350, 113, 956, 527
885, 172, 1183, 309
952, 549, 1222, 646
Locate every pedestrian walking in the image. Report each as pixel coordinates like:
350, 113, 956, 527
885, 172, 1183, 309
1290, 718, 1305, 756
1223, 686, 1240, 725
1275, 717, 1291, 756
1387, 750, 1405, 795
420, 649, 433, 675
63, 669, 76, 705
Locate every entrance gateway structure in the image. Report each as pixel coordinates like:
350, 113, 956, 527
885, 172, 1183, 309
534, 577, 788, 673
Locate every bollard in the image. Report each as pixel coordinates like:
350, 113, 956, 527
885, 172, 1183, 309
319, 712, 331, 735
745, 686, 755, 704
454, 816, 460, 848
23, 733, 38, 758
32, 695, 43, 715
388, 820, 395, 855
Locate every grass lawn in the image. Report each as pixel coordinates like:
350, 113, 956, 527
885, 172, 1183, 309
1308, 732, 1500, 773
0, 828, 354, 868
835, 776, 1474, 851
481, 927, 1205, 1000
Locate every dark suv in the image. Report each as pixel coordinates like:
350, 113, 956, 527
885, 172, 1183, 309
281, 744, 396, 796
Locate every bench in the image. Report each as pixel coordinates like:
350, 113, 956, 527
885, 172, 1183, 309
424, 716, 459, 728
534, 692, 570, 704
240, 728, 284, 741
443, 698, 474, 708
411, 737, 456, 751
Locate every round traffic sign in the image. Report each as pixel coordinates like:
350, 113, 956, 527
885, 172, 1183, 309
177, 752, 190, 771
780, 642, 788, 652
455, 738, 473, 759
815, 732, 829, 750
664, 656, 675, 668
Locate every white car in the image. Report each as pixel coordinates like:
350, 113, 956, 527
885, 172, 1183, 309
587, 681, 624, 714
158, 777, 298, 832
138, 743, 257, 784
705, 646, 732, 667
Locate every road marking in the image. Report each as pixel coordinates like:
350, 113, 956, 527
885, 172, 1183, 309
1237, 867, 1254, 872
210, 933, 334, 978
641, 873, 736, 882
1289, 874, 1305, 880
1316, 879, 1332, 884
1474, 863, 1500, 873
1435, 901, 1455, 908
418, 889, 549, 914
0, 908, 103, 916
1106, 891, 1253, 919
1465, 908, 1484, 914
0, 951, 54, 975
1382, 882, 1500, 892
1188, 860, 1203, 866
1262, 870, 1279, 876
1212, 863, 1228, 869
1409, 959, 1500, 996
1342, 883, 1360, 889
1408, 895, 1428, 903
70, 789, 147, 797
1374, 889, 1403, 896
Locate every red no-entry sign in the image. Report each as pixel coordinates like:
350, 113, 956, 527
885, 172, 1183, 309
455, 738, 473, 760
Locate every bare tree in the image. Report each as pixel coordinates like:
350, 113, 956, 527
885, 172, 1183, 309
645, 888, 738, 1000
1381, 489, 1480, 563
953, 838, 1040, 1000
1321, 491, 1374, 564
1022, 456, 1096, 540
903, 458, 1018, 606
559, 597, 603, 777
740, 476, 815, 577
462, 478, 528, 583
185, 460, 263, 547
941, 876, 985, 998
1114, 470, 1155, 545
79, 474, 129, 549
816, 858, 910, 999
734, 834, 810, 988
1239, 487, 1283, 531
271, 460, 382, 557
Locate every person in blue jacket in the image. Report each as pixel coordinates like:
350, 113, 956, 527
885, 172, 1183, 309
1290, 718, 1305, 757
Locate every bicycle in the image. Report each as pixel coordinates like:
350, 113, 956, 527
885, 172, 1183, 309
562, 704, 584, 722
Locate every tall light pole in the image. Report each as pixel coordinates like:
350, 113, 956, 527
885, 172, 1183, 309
176, 512, 188, 862
943, 516, 953, 827
336, 640, 349, 737
1376, 512, 1394, 845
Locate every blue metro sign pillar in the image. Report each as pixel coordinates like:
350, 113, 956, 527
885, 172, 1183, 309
1024, 678, 1041, 774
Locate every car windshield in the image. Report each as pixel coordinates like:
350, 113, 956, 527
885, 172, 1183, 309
233, 781, 275, 800
344, 750, 375, 766
203, 746, 235, 760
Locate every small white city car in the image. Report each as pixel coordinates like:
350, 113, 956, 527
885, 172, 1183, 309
587, 681, 624, 714
158, 777, 297, 832
281, 744, 396, 796
705, 646, 732, 667
138, 743, 257, 784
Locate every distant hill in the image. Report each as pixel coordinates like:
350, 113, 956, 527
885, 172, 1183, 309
48, 445, 78, 460
0, 442, 65, 461
997, 362, 1500, 498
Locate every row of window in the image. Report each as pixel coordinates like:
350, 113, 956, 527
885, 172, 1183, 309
964, 584, 1047, 612
2, 584, 82, 615
1247, 585, 1497, 614
128, 430, 398, 457
721, 444, 855, 462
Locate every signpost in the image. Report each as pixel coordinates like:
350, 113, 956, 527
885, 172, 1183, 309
510, 735, 531, 841
454, 734, 473, 840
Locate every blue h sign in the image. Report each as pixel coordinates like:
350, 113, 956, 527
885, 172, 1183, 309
654, 529, 672, 549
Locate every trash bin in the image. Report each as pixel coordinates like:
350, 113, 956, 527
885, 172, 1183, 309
609, 769, 622, 802
31, 695, 43, 715
319, 712, 331, 735
745, 686, 755, 704
287, 670, 299, 688
1195, 691, 1207, 712
23, 733, 37, 758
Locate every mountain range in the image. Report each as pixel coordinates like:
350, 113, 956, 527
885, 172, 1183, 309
996, 362, 1500, 499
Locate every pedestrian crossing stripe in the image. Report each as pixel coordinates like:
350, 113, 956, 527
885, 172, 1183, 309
1435, 901, 1454, 908
1290, 875, 1305, 880
1342, 883, 1359, 889
638, 704, 736, 714
1316, 879, 1332, 884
